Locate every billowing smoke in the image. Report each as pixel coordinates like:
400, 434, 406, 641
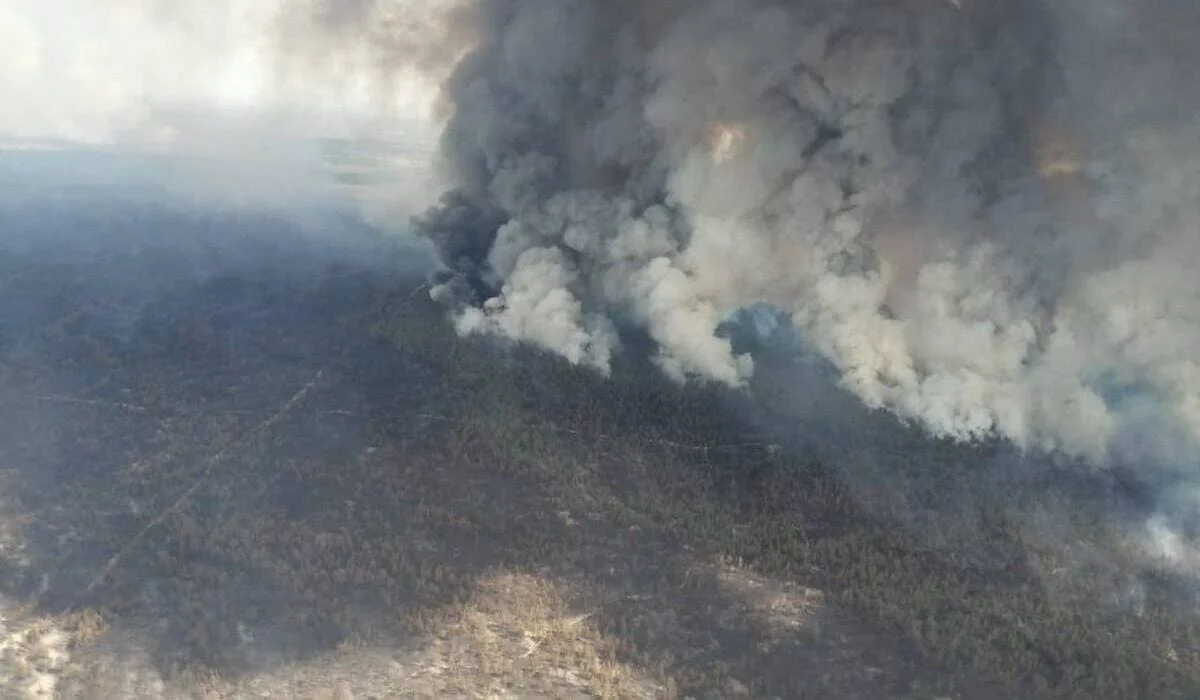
391, 0, 1200, 477
7, 0, 1195, 489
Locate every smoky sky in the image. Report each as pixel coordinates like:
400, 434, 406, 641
7, 0, 1198, 517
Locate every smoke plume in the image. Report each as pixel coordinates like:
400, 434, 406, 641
9, 0, 1194, 476
394, 0, 1200, 476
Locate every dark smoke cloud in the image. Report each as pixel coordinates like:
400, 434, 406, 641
385, 0, 1200, 482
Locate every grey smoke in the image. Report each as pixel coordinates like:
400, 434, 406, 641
384, 0, 1200, 479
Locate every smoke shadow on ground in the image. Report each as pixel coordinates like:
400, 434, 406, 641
0, 179, 1199, 697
